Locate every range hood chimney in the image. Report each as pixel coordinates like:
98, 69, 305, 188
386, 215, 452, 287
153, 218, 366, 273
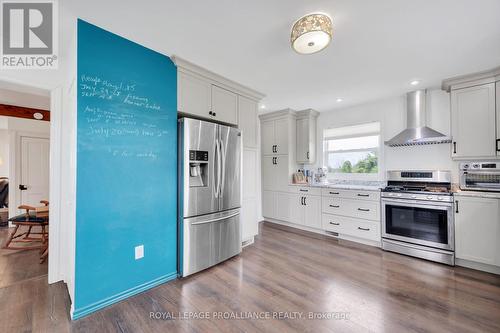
385, 90, 451, 147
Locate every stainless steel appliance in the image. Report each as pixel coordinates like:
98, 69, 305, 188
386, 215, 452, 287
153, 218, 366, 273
178, 118, 242, 277
385, 90, 451, 147
459, 161, 500, 192
381, 170, 455, 265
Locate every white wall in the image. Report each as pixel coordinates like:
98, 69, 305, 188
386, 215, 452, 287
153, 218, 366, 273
314, 89, 458, 182
0, 88, 50, 110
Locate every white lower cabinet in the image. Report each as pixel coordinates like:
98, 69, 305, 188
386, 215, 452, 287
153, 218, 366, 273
262, 191, 276, 219
262, 187, 381, 247
276, 192, 292, 221
303, 195, 321, 229
289, 194, 304, 225
455, 196, 500, 266
322, 214, 380, 242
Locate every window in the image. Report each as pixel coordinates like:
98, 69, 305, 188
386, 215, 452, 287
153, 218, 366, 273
323, 122, 380, 176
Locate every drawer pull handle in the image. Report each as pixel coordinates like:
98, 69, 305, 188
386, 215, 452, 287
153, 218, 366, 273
358, 227, 370, 231
329, 192, 339, 195
357, 194, 369, 197
329, 205, 340, 208
299, 189, 308, 192
357, 208, 370, 212
329, 222, 340, 226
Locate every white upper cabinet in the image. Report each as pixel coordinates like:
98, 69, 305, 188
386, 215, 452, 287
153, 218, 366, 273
238, 96, 258, 148
443, 67, 500, 159
178, 72, 212, 119
261, 121, 275, 155
296, 109, 318, 164
451, 83, 496, 158
261, 117, 290, 155
173, 56, 265, 126
212, 85, 238, 125
455, 196, 500, 266
274, 118, 289, 155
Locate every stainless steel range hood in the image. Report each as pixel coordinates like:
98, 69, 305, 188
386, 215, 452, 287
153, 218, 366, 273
385, 90, 451, 147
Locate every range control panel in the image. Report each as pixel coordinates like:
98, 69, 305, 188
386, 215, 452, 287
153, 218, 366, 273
460, 161, 500, 170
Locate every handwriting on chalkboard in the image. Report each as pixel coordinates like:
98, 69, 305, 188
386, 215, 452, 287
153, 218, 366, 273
79, 74, 161, 111
79, 74, 169, 160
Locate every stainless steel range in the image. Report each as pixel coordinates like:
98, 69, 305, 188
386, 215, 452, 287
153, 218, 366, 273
381, 170, 455, 266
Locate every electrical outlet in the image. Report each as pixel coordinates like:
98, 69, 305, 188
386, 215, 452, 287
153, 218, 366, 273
135, 245, 144, 260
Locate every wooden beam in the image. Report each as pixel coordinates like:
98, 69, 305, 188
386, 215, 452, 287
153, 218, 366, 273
0, 104, 50, 121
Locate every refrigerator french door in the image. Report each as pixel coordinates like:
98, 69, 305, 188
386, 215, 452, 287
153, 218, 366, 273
178, 118, 242, 277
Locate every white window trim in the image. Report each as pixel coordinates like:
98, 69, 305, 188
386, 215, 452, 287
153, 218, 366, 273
323, 124, 382, 181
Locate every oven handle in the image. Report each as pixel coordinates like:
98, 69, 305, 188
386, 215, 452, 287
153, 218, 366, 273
381, 197, 453, 209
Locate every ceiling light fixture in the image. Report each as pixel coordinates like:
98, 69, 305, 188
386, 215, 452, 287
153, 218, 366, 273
336, 98, 343, 102
260, 104, 266, 110
291, 13, 333, 54
410, 80, 420, 86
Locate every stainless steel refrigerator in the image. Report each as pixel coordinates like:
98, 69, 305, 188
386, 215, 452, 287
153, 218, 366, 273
178, 118, 242, 276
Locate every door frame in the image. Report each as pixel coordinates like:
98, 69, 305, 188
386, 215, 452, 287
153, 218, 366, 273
12, 131, 50, 219
0, 78, 64, 285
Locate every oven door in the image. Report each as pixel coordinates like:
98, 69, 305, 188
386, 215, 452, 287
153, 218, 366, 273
381, 198, 454, 251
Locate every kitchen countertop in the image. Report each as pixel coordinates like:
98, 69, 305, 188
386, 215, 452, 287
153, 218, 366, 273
289, 181, 385, 191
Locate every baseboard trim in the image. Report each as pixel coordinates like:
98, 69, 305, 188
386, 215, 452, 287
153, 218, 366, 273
71, 272, 177, 320
456, 259, 500, 275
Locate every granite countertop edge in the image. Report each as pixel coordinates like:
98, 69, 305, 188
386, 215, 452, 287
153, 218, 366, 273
289, 182, 385, 191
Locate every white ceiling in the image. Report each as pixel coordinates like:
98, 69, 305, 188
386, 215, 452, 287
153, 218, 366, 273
64, 0, 500, 112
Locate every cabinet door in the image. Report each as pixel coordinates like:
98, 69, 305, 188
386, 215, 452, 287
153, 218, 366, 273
178, 72, 212, 118
261, 120, 275, 156
274, 155, 290, 192
455, 196, 500, 265
451, 83, 496, 158
262, 191, 276, 219
296, 118, 308, 163
212, 85, 238, 125
289, 194, 304, 225
238, 96, 258, 148
262, 156, 275, 191
275, 192, 291, 221
274, 118, 289, 155
303, 195, 321, 229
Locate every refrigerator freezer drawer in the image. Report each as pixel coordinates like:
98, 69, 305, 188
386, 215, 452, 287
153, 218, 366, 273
180, 208, 241, 277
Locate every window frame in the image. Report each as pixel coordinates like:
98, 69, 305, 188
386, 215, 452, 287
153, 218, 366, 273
323, 123, 382, 181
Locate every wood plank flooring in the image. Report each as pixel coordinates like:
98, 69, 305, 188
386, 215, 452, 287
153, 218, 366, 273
1, 221, 500, 332
0, 227, 48, 289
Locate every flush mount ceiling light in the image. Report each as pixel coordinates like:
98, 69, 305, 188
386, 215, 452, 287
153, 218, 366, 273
291, 13, 333, 54
336, 98, 343, 102
410, 80, 420, 86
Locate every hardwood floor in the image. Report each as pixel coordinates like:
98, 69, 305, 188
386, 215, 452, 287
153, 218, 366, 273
0, 227, 48, 289
1, 221, 500, 332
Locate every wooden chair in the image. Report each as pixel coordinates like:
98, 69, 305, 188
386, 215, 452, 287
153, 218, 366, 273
2, 201, 49, 255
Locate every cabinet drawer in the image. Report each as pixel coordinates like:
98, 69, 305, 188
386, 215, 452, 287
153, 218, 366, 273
321, 188, 380, 201
344, 219, 380, 242
322, 197, 379, 221
322, 214, 380, 242
322, 213, 346, 233
289, 185, 321, 196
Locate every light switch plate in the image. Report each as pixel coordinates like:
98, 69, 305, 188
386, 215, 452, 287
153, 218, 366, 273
135, 245, 144, 260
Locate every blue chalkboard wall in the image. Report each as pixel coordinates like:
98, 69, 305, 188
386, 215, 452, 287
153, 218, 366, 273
74, 20, 177, 319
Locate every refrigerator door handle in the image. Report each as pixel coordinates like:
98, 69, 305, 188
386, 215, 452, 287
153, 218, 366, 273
220, 139, 226, 198
190, 211, 240, 225
215, 138, 221, 198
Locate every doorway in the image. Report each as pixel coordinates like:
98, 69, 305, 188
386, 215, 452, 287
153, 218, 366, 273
0, 85, 51, 288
